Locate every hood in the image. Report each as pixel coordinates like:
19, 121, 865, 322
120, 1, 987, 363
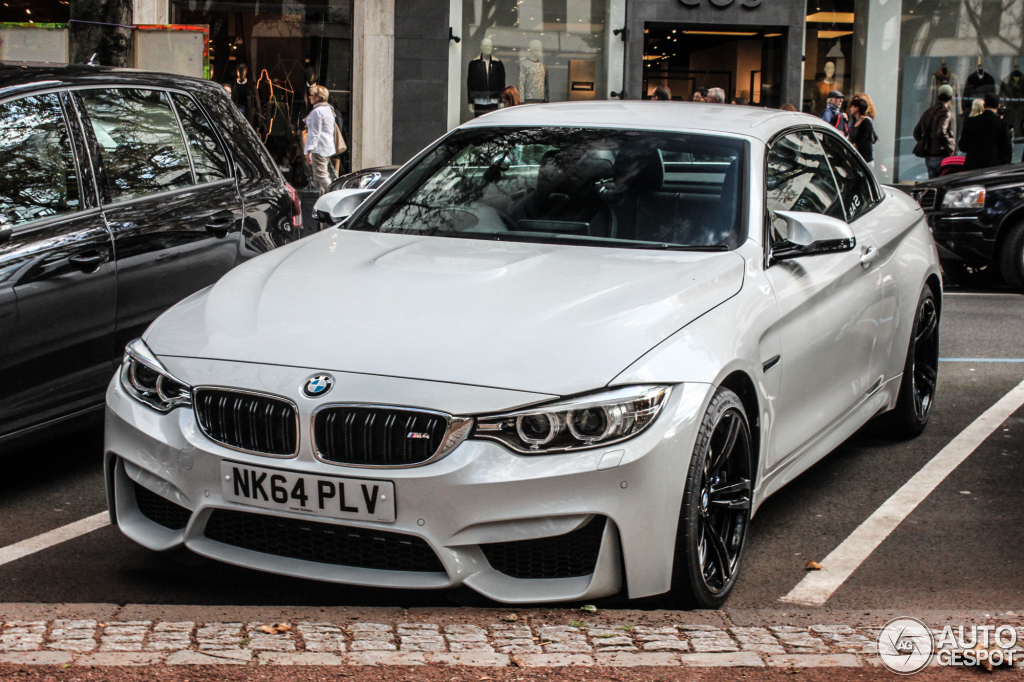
146, 231, 744, 396
915, 163, 1024, 190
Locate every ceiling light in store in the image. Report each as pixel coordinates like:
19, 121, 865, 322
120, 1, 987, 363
683, 30, 758, 36
806, 11, 855, 23
817, 30, 854, 38
764, 33, 782, 37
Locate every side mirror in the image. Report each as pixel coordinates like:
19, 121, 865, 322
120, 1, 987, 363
770, 210, 855, 264
313, 188, 374, 227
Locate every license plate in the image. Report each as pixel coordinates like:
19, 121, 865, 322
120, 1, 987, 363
221, 462, 396, 523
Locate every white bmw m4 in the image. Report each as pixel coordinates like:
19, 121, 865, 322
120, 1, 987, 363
105, 102, 941, 608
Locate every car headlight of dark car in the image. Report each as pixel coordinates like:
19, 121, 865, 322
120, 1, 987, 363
473, 385, 671, 454
344, 172, 381, 189
941, 186, 986, 209
119, 338, 192, 412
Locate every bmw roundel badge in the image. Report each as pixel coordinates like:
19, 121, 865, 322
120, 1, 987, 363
303, 374, 334, 398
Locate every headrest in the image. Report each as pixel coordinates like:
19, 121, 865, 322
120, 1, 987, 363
630, 151, 664, 191
575, 148, 616, 182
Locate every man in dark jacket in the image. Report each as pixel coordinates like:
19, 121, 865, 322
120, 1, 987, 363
913, 85, 956, 179
959, 93, 1013, 171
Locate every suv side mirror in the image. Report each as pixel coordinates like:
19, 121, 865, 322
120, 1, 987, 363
770, 210, 855, 264
313, 188, 375, 227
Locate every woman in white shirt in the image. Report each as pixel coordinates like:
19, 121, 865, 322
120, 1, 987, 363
304, 85, 337, 194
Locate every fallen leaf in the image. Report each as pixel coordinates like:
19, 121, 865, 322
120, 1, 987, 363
502, 613, 518, 622
973, 643, 994, 672
258, 625, 277, 634
580, 604, 598, 613
510, 655, 523, 667
274, 623, 293, 633
805, 561, 823, 570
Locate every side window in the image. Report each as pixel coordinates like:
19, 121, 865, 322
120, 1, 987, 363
78, 88, 193, 203
171, 93, 230, 183
817, 132, 876, 221
765, 130, 843, 243
0, 93, 82, 226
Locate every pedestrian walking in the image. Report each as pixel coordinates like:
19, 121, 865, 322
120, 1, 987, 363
847, 98, 875, 165
500, 86, 522, 107
304, 84, 337, 195
913, 84, 956, 179
693, 88, 708, 102
780, 103, 797, 111
652, 85, 672, 101
968, 98, 984, 117
959, 93, 1013, 171
732, 96, 748, 106
821, 90, 849, 135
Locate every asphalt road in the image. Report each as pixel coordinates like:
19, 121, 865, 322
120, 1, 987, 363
1, 286, 1022, 612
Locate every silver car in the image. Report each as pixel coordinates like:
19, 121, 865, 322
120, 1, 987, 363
104, 102, 941, 608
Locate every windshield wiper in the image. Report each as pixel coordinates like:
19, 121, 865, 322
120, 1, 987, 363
430, 232, 731, 251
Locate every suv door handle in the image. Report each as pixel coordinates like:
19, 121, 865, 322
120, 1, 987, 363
860, 246, 877, 269
68, 249, 109, 273
205, 211, 235, 238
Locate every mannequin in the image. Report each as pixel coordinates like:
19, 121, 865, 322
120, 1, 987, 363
519, 40, 549, 103
1000, 57, 1024, 141
963, 56, 997, 115
232, 63, 258, 128
812, 61, 839, 116
928, 57, 961, 140
467, 38, 506, 117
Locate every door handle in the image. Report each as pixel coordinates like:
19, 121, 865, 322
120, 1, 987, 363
860, 246, 878, 269
68, 249, 108, 273
206, 211, 235, 238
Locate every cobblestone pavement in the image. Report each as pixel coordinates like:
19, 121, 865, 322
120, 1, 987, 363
1, 610, 1022, 669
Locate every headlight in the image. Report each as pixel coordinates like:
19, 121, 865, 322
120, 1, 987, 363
119, 338, 192, 412
344, 172, 380, 189
941, 186, 986, 209
472, 385, 671, 454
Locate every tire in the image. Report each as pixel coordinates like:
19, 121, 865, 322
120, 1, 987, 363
998, 222, 1024, 290
662, 387, 753, 610
879, 286, 939, 439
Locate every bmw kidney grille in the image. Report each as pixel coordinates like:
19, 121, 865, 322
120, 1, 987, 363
193, 388, 299, 456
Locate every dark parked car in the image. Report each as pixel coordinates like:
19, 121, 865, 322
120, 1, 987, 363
912, 163, 1024, 287
327, 165, 398, 193
0, 63, 300, 451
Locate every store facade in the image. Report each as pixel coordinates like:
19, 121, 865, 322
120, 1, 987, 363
13, 0, 1022, 183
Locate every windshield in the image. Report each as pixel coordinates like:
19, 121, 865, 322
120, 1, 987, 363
347, 127, 746, 251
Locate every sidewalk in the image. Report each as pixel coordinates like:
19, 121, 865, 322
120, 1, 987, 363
1, 605, 1021, 669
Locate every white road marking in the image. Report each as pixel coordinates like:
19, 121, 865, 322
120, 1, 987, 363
944, 292, 1023, 297
781, 378, 1024, 606
0, 512, 110, 568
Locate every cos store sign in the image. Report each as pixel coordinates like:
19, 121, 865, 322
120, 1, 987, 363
679, 0, 762, 6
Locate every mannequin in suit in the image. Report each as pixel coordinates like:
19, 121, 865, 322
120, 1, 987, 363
519, 40, 549, 103
467, 39, 505, 117
963, 57, 997, 115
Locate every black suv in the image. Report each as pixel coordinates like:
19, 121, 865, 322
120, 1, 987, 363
0, 63, 301, 451
912, 163, 1024, 287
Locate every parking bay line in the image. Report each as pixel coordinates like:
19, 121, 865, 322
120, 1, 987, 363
780, 377, 1024, 606
0, 513, 109, 568
940, 358, 1024, 362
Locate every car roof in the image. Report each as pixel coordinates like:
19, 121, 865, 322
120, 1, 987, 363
0, 61, 219, 98
460, 101, 828, 144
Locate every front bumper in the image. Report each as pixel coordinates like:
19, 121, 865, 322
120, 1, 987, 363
925, 209, 999, 262
104, 357, 712, 603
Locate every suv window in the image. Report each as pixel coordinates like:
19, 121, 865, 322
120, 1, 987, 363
816, 132, 875, 221
0, 93, 82, 226
78, 88, 193, 203
765, 130, 843, 243
171, 93, 229, 183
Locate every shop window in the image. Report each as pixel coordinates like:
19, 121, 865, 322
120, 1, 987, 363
460, 0, 609, 123
0, 93, 81, 227
78, 89, 193, 204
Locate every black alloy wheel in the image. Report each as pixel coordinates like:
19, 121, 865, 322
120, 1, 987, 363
879, 286, 940, 439
665, 387, 753, 609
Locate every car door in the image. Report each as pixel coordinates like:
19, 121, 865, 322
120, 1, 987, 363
816, 130, 896, 388
73, 87, 243, 350
0, 90, 116, 437
762, 129, 882, 468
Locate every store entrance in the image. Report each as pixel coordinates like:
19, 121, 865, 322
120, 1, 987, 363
642, 25, 786, 108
